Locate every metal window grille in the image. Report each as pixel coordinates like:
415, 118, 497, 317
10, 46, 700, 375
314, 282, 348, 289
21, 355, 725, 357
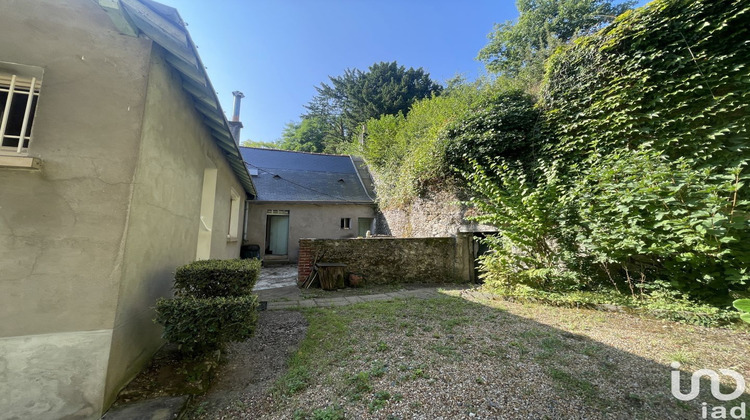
0, 73, 41, 154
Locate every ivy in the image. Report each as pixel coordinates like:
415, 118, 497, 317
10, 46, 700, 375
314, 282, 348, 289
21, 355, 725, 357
444, 90, 540, 176
468, 0, 749, 304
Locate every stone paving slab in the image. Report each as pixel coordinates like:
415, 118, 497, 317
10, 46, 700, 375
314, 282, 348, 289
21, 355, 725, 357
101, 396, 188, 420
267, 302, 299, 310
358, 294, 393, 302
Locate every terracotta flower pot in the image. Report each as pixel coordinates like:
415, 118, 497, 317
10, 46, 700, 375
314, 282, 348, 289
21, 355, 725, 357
348, 273, 364, 288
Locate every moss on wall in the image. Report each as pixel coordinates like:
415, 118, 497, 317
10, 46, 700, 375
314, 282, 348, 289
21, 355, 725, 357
299, 237, 472, 285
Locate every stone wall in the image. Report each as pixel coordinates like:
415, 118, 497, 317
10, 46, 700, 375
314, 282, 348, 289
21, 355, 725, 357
298, 235, 475, 285
377, 189, 494, 238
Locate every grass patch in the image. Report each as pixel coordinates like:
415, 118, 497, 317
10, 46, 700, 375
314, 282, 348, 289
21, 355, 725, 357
666, 350, 695, 365
293, 405, 345, 420
346, 371, 372, 401
546, 367, 599, 402
428, 342, 461, 360
273, 309, 349, 396
368, 390, 391, 412
483, 285, 744, 328
440, 316, 472, 333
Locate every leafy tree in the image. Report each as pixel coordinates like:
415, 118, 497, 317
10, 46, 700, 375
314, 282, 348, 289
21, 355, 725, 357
346, 61, 443, 126
304, 61, 443, 151
477, 0, 633, 83
240, 139, 279, 149
466, 0, 750, 304
364, 82, 482, 206
277, 116, 330, 153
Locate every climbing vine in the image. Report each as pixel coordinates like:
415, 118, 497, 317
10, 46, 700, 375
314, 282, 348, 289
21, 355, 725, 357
468, 0, 750, 303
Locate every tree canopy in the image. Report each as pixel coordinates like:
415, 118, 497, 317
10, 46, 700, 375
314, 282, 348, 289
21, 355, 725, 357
477, 0, 634, 82
304, 61, 443, 151
277, 116, 329, 153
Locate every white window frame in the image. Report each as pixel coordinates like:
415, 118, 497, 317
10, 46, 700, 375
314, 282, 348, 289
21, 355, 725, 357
340, 217, 351, 230
0, 62, 43, 156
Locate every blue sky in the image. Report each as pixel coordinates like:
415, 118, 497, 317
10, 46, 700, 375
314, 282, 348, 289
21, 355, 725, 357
159, 0, 646, 144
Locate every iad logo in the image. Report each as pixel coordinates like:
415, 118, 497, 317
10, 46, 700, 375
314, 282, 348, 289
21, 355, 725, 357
671, 362, 746, 419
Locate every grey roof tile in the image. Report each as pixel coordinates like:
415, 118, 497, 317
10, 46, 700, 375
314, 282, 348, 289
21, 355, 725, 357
240, 148, 374, 203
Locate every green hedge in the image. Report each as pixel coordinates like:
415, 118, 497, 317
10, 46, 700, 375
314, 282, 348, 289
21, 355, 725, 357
173, 258, 261, 298
155, 295, 259, 356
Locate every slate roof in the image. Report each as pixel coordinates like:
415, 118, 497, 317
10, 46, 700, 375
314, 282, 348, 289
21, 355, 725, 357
240, 148, 375, 203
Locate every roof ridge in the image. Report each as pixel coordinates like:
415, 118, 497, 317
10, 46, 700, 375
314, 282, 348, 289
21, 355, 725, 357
240, 146, 352, 158
244, 166, 355, 174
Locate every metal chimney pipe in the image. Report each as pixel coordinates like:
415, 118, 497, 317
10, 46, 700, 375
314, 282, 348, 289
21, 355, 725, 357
229, 91, 245, 146
231, 91, 244, 122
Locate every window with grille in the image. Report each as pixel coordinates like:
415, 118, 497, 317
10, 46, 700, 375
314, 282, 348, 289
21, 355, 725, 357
0, 63, 43, 155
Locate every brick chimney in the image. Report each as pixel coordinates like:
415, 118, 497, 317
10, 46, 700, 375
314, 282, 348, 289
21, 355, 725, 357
228, 91, 244, 146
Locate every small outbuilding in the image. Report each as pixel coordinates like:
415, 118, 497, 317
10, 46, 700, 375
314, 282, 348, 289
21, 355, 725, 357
241, 147, 377, 263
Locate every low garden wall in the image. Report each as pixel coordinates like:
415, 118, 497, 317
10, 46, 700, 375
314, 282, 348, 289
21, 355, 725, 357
298, 235, 475, 285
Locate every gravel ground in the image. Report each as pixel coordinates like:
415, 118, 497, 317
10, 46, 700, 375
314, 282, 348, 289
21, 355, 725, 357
187, 289, 750, 420
186, 311, 308, 418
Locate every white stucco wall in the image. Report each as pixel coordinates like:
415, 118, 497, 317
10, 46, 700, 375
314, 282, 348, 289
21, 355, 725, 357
246, 202, 376, 262
0, 1, 151, 418
0, 1, 248, 418
102, 46, 246, 408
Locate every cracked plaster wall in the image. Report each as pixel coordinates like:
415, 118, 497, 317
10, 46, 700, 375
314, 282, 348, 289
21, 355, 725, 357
0, 0, 152, 418
102, 46, 246, 408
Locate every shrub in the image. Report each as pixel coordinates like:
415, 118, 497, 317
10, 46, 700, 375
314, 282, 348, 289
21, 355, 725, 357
465, 160, 582, 290
173, 258, 261, 298
734, 299, 750, 324
569, 148, 749, 302
536, 0, 750, 303
155, 295, 258, 356
444, 89, 540, 176
363, 85, 480, 206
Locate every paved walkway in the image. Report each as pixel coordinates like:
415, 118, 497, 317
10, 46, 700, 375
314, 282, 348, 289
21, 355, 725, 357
253, 264, 298, 290
252, 264, 471, 310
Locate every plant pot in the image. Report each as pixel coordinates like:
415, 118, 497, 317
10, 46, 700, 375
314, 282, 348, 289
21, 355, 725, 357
348, 273, 364, 288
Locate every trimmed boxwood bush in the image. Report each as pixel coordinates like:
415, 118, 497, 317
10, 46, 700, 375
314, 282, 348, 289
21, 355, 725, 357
155, 295, 259, 356
174, 258, 261, 298
155, 258, 262, 357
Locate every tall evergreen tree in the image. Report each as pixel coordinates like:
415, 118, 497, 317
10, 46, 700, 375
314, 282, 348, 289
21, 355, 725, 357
303, 61, 442, 150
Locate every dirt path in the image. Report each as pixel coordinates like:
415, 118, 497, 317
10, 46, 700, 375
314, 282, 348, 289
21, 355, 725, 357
185, 311, 308, 419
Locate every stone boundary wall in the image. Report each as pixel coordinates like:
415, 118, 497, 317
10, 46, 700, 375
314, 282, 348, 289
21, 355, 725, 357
376, 189, 495, 238
298, 235, 475, 285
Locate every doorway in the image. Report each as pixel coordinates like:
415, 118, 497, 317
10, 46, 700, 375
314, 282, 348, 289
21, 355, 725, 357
265, 212, 289, 256
358, 217, 374, 237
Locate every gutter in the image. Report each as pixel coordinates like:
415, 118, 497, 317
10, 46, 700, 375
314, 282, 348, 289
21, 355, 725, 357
98, 0, 257, 198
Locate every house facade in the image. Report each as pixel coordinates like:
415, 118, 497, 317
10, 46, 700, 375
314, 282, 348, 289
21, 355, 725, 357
241, 147, 377, 263
0, 1, 255, 418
